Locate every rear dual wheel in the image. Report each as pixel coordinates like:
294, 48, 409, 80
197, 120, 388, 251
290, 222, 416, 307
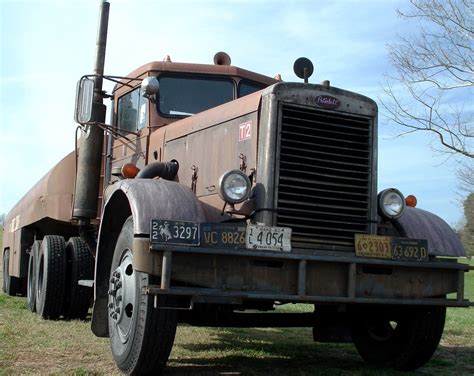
108, 217, 177, 375
35, 236, 67, 319
63, 237, 94, 320
30, 236, 93, 320
3, 249, 20, 295
27, 241, 41, 312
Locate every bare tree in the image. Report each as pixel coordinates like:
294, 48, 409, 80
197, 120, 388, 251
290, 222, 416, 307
456, 160, 474, 193
382, 0, 473, 159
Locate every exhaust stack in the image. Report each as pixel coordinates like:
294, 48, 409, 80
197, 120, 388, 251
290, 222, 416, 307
73, 1, 110, 221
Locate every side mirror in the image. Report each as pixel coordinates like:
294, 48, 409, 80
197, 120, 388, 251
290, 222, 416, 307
141, 77, 159, 100
74, 77, 95, 123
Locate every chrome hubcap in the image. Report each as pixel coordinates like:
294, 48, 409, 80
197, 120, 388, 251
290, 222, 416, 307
108, 249, 136, 344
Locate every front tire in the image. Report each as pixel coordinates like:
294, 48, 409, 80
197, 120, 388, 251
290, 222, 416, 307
108, 217, 177, 375
351, 305, 446, 370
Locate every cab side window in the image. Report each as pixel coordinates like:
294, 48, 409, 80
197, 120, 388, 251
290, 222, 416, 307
117, 88, 148, 132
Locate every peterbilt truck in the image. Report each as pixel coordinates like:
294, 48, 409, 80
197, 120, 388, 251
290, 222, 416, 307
2, 1, 472, 374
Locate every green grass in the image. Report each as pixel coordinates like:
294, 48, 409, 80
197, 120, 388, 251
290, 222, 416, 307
1, 225, 473, 375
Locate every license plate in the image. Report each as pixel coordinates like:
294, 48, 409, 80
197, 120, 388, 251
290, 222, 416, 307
355, 234, 392, 259
201, 223, 246, 248
150, 220, 200, 246
246, 225, 292, 252
355, 234, 428, 261
392, 238, 428, 261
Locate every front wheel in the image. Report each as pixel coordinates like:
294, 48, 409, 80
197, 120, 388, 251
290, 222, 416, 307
108, 217, 177, 375
351, 304, 446, 371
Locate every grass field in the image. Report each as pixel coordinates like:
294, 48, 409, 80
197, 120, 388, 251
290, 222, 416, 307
1, 226, 473, 375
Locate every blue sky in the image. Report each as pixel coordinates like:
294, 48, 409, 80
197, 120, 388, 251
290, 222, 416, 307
0, 0, 469, 226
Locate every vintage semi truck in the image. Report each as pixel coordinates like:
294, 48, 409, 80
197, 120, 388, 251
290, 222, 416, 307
2, 1, 472, 374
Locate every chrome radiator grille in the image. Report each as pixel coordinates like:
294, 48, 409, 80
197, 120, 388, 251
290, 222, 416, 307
276, 104, 373, 249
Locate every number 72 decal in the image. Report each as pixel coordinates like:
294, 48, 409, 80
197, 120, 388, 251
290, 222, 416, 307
239, 121, 252, 141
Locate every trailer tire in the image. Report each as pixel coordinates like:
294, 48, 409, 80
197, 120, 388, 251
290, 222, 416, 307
108, 217, 177, 375
63, 237, 94, 320
27, 241, 41, 312
35, 235, 67, 319
3, 249, 20, 296
351, 305, 446, 371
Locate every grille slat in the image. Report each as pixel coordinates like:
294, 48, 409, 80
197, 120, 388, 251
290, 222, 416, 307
279, 175, 367, 193
281, 159, 368, 177
281, 130, 369, 147
276, 104, 372, 249
283, 114, 370, 134
280, 168, 369, 183
282, 145, 369, 163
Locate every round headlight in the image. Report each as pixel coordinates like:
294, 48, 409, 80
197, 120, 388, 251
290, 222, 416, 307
218, 170, 251, 204
378, 188, 406, 219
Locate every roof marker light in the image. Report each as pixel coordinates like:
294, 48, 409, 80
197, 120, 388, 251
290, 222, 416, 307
405, 195, 418, 208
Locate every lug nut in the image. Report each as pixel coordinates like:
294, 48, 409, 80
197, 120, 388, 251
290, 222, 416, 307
108, 302, 113, 308
116, 295, 123, 302
115, 307, 121, 314
112, 313, 118, 320
116, 281, 122, 289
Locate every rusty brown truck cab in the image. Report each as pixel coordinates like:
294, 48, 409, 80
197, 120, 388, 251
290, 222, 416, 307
87, 54, 471, 373
2, 3, 472, 374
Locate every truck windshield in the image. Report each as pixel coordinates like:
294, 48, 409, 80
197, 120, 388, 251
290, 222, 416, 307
158, 76, 234, 117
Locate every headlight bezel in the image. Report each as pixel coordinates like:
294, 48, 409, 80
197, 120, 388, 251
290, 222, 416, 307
377, 188, 406, 219
218, 170, 252, 204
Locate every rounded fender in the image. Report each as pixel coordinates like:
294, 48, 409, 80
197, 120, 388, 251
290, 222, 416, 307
103, 178, 205, 235
392, 207, 466, 257
92, 179, 205, 337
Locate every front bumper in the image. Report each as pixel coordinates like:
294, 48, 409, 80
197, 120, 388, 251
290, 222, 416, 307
133, 238, 473, 308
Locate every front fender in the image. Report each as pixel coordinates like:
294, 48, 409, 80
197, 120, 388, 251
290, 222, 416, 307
103, 178, 206, 235
393, 207, 466, 257
91, 179, 205, 337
